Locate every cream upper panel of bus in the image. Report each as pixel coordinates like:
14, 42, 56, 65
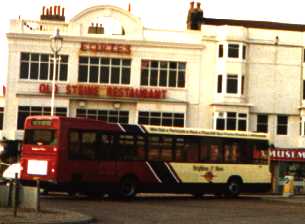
143, 125, 269, 140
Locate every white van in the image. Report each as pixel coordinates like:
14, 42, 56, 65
2, 163, 21, 180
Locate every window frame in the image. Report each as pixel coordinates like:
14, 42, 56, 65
257, 114, 268, 133
140, 60, 186, 88
17, 106, 67, 130
78, 56, 131, 85
277, 115, 288, 135
138, 111, 185, 127
214, 112, 248, 131
76, 108, 129, 124
228, 44, 239, 58
20, 52, 68, 81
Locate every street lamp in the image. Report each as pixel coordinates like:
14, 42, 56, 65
50, 28, 63, 116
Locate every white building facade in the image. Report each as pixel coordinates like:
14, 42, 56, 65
4, 4, 305, 191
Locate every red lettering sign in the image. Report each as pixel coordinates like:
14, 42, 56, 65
106, 86, 166, 99
270, 148, 305, 162
39, 84, 58, 94
80, 42, 131, 55
39, 84, 166, 100
65, 85, 99, 96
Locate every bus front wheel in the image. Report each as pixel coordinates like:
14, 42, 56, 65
118, 176, 138, 199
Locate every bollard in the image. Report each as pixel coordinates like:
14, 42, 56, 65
36, 179, 40, 212
13, 172, 19, 216
283, 175, 294, 197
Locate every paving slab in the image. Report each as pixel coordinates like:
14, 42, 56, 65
261, 195, 305, 205
0, 208, 94, 224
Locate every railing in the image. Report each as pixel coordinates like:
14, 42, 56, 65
10, 19, 69, 35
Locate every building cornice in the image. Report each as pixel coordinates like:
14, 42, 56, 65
6, 32, 205, 50
210, 102, 253, 108
203, 18, 305, 32
16, 92, 188, 104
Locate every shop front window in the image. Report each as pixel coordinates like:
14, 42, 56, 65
278, 163, 305, 181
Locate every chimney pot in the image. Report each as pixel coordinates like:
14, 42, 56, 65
54, 6, 57, 15
128, 3, 131, 12
42, 6, 45, 15
62, 8, 65, 17
196, 2, 201, 9
58, 6, 61, 16
50, 6, 52, 16
46, 8, 49, 15
190, 1, 194, 8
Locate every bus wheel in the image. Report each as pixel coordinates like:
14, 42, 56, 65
226, 178, 242, 197
119, 176, 137, 199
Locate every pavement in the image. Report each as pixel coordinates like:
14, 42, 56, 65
0, 208, 94, 224
1, 194, 305, 224
258, 194, 305, 205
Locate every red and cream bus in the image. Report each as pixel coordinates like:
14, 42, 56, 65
20, 115, 271, 198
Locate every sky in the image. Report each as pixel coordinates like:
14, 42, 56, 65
1, 0, 305, 85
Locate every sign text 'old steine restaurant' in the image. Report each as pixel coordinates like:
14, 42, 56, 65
39, 83, 167, 100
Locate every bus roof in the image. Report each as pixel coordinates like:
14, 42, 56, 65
24, 116, 268, 140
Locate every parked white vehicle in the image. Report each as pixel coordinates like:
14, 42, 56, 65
2, 163, 21, 180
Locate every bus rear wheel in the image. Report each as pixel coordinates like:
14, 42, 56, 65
226, 178, 242, 197
118, 177, 138, 199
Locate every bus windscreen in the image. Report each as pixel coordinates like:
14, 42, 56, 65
24, 129, 57, 146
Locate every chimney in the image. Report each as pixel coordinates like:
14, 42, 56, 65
190, 1, 195, 9
128, 3, 131, 12
40, 5, 65, 21
187, 2, 203, 30
54, 6, 57, 16
187, 2, 195, 29
196, 2, 201, 9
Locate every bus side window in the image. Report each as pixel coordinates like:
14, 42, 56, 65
98, 134, 114, 160
185, 137, 199, 163
148, 136, 160, 161
80, 132, 97, 160
175, 137, 186, 162
199, 140, 208, 162
69, 131, 80, 160
118, 135, 136, 160
160, 136, 173, 162
252, 143, 268, 164
210, 144, 223, 163
223, 142, 239, 163
135, 136, 145, 160
239, 140, 251, 163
